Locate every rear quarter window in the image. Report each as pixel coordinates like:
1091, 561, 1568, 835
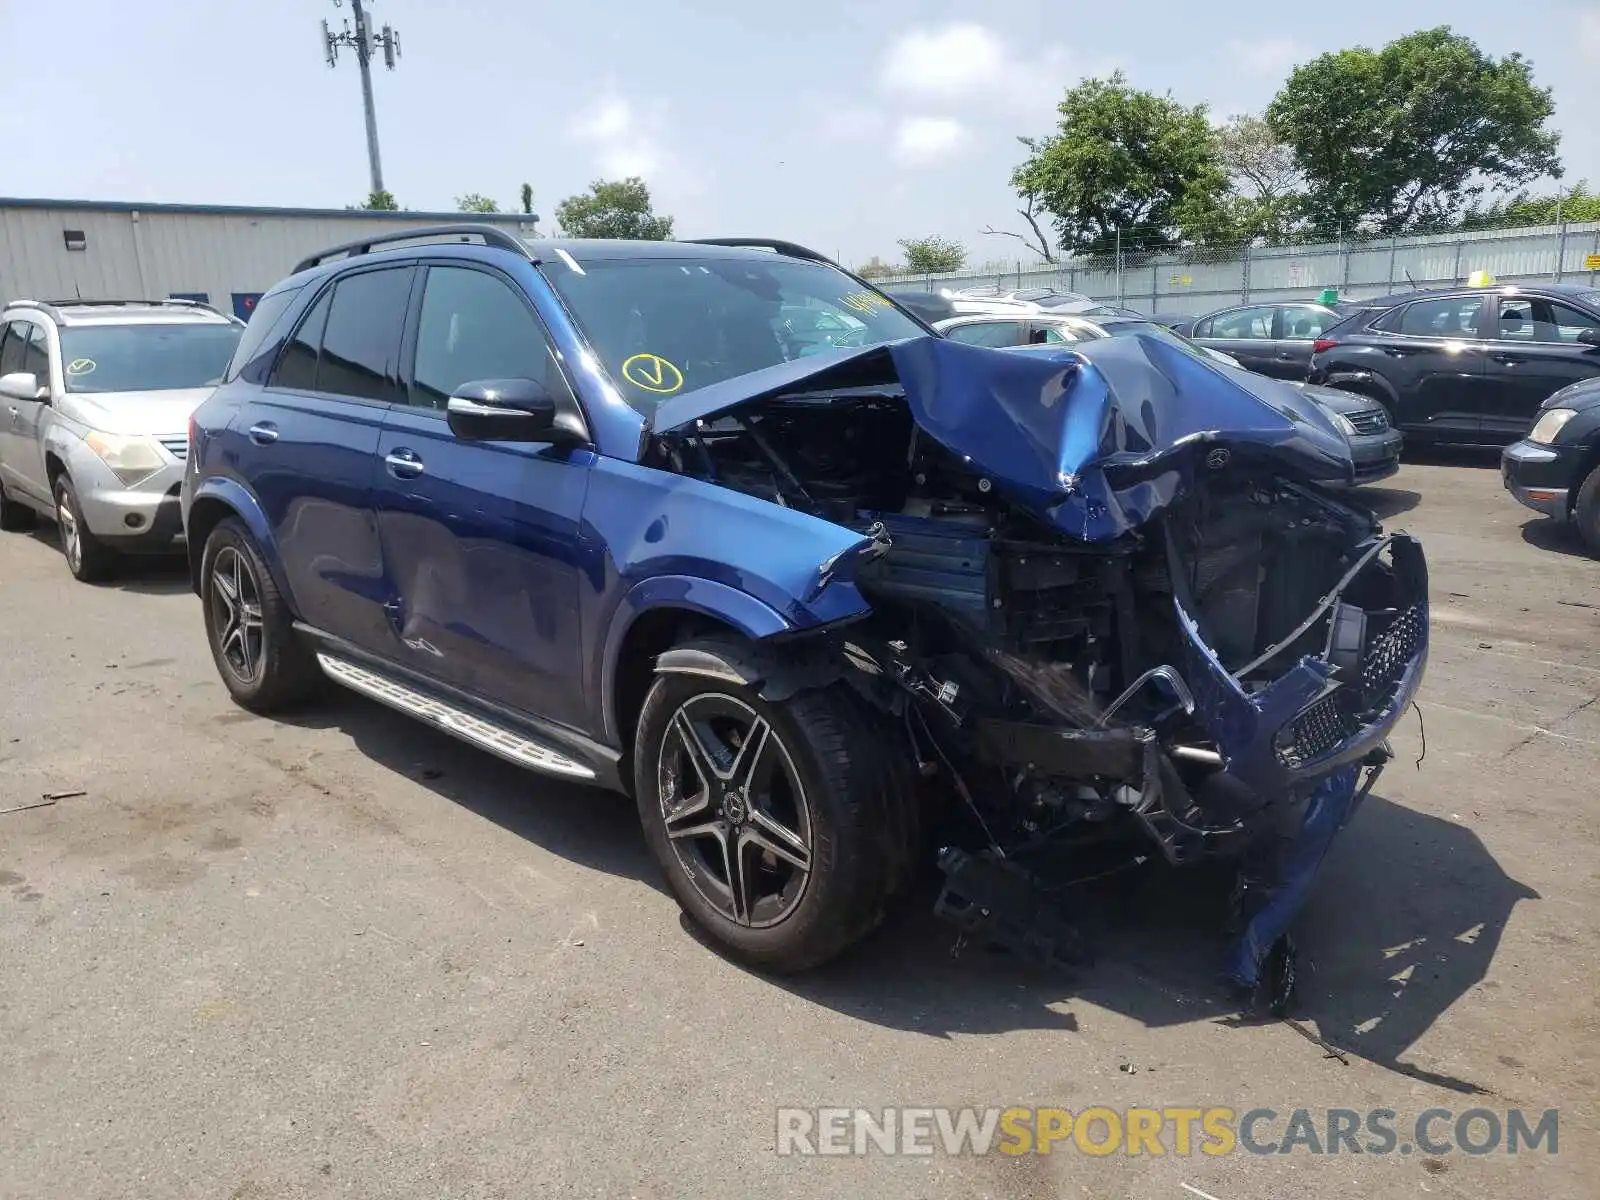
226, 286, 303, 382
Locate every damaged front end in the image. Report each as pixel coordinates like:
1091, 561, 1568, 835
647, 335, 1429, 1000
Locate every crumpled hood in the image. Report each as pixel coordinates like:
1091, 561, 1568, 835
651, 334, 1353, 542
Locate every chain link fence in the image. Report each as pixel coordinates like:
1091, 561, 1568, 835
874, 221, 1600, 316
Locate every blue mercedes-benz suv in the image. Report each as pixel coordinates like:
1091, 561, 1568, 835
183, 226, 1427, 997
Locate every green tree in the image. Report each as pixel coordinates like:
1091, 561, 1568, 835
455, 193, 500, 213
855, 258, 893, 279
520, 183, 535, 215
1215, 115, 1304, 243
983, 137, 1057, 262
1462, 182, 1600, 229
897, 236, 965, 273
554, 177, 674, 239
1013, 72, 1229, 256
354, 189, 398, 211
1268, 27, 1561, 237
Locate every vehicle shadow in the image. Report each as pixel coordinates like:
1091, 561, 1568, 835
1519, 516, 1595, 560
758, 794, 1536, 1092
24, 524, 192, 594
273, 692, 661, 890
1352, 486, 1422, 521
1400, 444, 1502, 470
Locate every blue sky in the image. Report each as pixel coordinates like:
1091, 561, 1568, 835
2, 1, 1597, 266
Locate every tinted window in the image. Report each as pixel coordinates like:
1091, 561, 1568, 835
0, 322, 27, 376
1279, 305, 1334, 340
1203, 307, 1274, 339
944, 320, 1027, 347
226, 286, 303, 382
1496, 297, 1600, 342
270, 287, 331, 392
411, 266, 566, 409
21, 322, 49, 384
57, 324, 241, 393
317, 267, 413, 402
1397, 297, 1481, 338
543, 254, 924, 413
1041, 324, 1084, 344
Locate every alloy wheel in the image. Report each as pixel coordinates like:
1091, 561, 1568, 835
210, 546, 265, 684
57, 491, 81, 572
656, 694, 813, 928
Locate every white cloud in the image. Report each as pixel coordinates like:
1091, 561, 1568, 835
567, 94, 661, 178
879, 24, 1086, 118
893, 117, 968, 167
1582, 11, 1600, 58
1226, 37, 1306, 78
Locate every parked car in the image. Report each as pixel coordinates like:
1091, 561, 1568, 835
881, 288, 957, 324
183, 226, 1427, 998
935, 310, 1232, 358
945, 286, 1098, 315
1501, 376, 1600, 553
1290, 382, 1403, 486
1184, 302, 1343, 380
0, 298, 243, 580
1309, 284, 1600, 445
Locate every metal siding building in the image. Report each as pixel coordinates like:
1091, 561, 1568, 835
0, 199, 538, 320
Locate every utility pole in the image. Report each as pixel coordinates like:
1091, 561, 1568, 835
322, 0, 401, 199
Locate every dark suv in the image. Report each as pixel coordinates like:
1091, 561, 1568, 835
182, 226, 1426, 994
1308, 284, 1600, 444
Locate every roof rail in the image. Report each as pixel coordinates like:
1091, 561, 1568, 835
3, 299, 62, 322
292, 223, 531, 274
686, 238, 837, 266
18, 297, 239, 324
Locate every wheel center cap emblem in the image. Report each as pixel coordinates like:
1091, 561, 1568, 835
722, 788, 748, 825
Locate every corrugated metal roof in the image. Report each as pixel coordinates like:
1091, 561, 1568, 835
0, 196, 538, 224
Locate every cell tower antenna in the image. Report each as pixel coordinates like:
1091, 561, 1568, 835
321, 0, 401, 198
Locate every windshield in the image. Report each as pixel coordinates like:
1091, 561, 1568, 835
59, 323, 242, 394
545, 255, 926, 412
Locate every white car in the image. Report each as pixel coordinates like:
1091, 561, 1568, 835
934, 311, 1243, 367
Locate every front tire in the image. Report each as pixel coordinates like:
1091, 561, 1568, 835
1574, 463, 1600, 557
53, 475, 116, 582
633, 638, 911, 973
201, 518, 322, 712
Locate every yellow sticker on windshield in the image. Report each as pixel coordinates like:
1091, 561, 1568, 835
840, 291, 893, 315
621, 353, 684, 395
66, 358, 96, 376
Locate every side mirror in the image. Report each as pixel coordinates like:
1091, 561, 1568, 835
445, 378, 571, 442
1578, 329, 1600, 349
0, 371, 42, 401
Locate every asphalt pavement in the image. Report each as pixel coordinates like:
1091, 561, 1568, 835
2, 459, 1597, 1199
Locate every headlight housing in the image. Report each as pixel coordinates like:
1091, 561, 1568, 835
1528, 408, 1576, 446
83, 432, 167, 486
1325, 410, 1357, 437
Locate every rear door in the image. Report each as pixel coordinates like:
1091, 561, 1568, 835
0, 321, 33, 498
1481, 295, 1600, 441
1370, 295, 1490, 437
1191, 306, 1278, 373
237, 265, 415, 655
10, 320, 55, 501
1271, 304, 1337, 380
374, 261, 591, 728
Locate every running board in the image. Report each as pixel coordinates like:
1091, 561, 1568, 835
315, 653, 596, 780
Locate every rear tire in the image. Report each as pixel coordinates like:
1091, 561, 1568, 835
1574, 463, 1600, 558
53, 475, 116, 582
633, 637, 912, 973
0, 478, 34, 532
200, 518, 323, 712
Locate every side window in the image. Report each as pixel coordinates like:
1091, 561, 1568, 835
1503, 298, 1600, 342
0, 322, 26, 376
945, 321, 1026, 348
1398, 297, 1482, 339
1041, 325, 1080, 344
1280, 306, 1333, 340
316, 267, 414, 402
269, 287, 331, 392
1207, 307, 1273, 339
226, 285, 303, 382
409, 266, 569, 410
21, 321, 50, 384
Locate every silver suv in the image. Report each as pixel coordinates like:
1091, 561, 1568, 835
0, 299, 242, 580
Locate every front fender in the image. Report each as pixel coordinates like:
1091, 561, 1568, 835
184, 475, 292, 604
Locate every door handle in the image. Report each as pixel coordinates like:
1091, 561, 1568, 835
247, 421, 279, 445
1490, 353, 1524, 364
385, 448, 425, 479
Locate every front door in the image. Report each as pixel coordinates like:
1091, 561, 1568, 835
1271, 304, 1337, 380
6, 320, 55, 502
0, 321, 36, 500
1481, 295, 1600, 441
237, 265, 416, 656
1193, 306, 1278, 374
373, 262, 590, 730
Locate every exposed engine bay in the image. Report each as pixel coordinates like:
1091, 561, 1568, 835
645, 339, 1429, 1006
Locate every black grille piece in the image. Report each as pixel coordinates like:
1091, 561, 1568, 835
1279, 692, 1358, 767
1361, 602, 1425, 705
